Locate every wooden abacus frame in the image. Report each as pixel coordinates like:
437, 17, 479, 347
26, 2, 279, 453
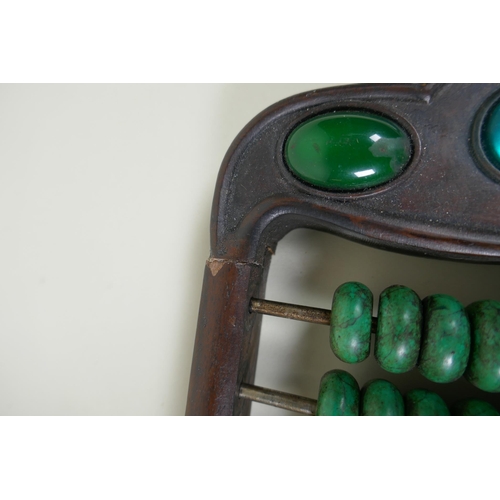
186, 83, 500, 416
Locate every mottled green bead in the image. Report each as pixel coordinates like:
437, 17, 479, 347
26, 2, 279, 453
375, 285, 422, 373
465, 300, 500, 393
360, 379, 404, 416
418, 294, 470, 383
316, 370, 360, 416
405, 389, 450, 416
330, 282, 373, 363
451, 398, 499, 416
284, 111, 412, 191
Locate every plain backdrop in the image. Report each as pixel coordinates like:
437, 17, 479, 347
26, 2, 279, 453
1, 84, 500, 415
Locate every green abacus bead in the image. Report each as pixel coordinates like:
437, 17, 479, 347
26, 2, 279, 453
360, 379, 404, 416
316, 370, 360, 416
418, 294, 470, 383
451, 398, 500, 416
405, 389, 450, 416
465, 300, 500, 393
375, 285, 422, 373
330, 282, 373, 363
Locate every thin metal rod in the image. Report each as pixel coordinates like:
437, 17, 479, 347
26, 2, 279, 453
250, 298, 330, 325
239, 383, 317, 415
250, 297, 378, 332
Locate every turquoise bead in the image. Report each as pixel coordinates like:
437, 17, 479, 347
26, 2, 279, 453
330, 282, 373, 363
482, 100, 500, 170
465, 300, 500, 393
375, 285, 422, 373
284, 111, 412, 191
405, 389, 450, 416
316, 370, 360, 416
451, 398, 499, 416
360, 379, 404, 416
418, 295, 470, 383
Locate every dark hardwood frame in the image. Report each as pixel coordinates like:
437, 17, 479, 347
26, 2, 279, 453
186, 83, 500, 416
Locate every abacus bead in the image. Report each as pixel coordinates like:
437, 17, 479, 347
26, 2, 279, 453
360, 379, 404, 416
330, 282, 373, 363
375, 285, 422, 373
451, 399, 500, 416
316, 370, 360, 416
418, 295, 470, 383
405, 389, 450, 416
465, 300, 500, 392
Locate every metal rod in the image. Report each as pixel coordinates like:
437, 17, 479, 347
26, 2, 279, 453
239, 383, 317, 415
250, 298, 330, 325
250, 297, 378, 332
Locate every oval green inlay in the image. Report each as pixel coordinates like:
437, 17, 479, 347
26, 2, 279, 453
360, 379, 404, 416
405, 389, 450, 416
418, 294, 470, 383
452, 398, 499, 416
465, 300, 500, 393
316, 370, 359, 416
482, 99, 500, 170
330, 282, 373, 363
375, 285, 422, 374
285, 111, 412, 191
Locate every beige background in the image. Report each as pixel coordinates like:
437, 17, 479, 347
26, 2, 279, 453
1, 84, 499, 415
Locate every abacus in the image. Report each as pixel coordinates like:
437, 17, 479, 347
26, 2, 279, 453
186, 83, 500, 416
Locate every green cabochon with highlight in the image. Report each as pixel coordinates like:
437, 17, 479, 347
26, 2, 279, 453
285, 111, 412, 191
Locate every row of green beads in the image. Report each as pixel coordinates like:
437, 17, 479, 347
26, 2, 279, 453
329, 282, 500, 391
330, 282, 470, 382
407, 391, 499, 415
316, 370, 499, 416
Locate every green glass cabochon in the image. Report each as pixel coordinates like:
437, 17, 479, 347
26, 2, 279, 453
481, 99, 500, 171
284, 111, 412, 191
